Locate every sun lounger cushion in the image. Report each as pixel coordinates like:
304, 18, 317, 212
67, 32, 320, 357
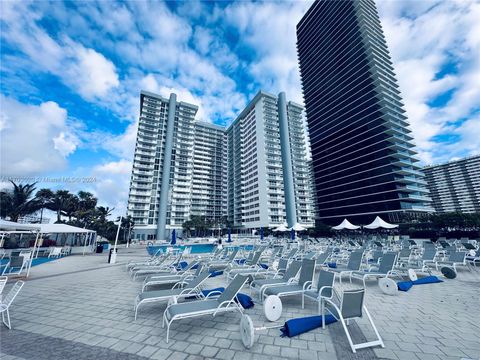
280, 315, 337, 337
327, 263, 337, 268
397, 276, 443, 292
259, 263, 268, 269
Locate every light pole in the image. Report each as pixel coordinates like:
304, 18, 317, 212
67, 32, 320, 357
110, 216, 122, 264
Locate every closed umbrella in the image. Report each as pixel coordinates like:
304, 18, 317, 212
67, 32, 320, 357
260, 227, 264, 241
171, 229, 176, 245
227, 228, 232, 243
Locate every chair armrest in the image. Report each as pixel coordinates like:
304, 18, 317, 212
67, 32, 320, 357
318, 285, 334, 299
303, 281, 312, 290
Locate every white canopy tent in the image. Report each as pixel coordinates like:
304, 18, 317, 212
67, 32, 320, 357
332, 219, 360, 230
0, 219, 40, 231
272, 224, 289, 232
364, 216, 398, 229
290, 223, 307, 232
1, 221, 97, 256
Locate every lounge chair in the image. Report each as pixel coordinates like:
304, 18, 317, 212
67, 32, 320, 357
206, 248, 239, 270
350, 252, 397, 288
1, 256, 29, 276
327, 251, 364, 285
126, 249, 165, 270
131, 253, 181, 279
466, 249, 480, 267
128, 252, 171, 273
0, 276, 7, 297
303, 269, 335, 312
314, 250, 331, 268
435, 251, 467, 272
142, 263, 203, 291
134, 271, 210, 320
162, 274, 249, 342
263, 259, 316, 305
0, 280, 25, 329
321, 288, 384, 353
249, 260, 303, 299
226, 250, 264, 279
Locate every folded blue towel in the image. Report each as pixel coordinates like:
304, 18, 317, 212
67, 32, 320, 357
235, 259, 246, 265
259, 263, 268, 270
236, 293, 255, 309
196, 287, 254, 309
280, 315, 337, 337
327, 263, 337, 268
397, 281, 414, 291
209, 270, 224, 277
191, 264, 199, 270
397, 276, 443, 292
175, 261, 188, 270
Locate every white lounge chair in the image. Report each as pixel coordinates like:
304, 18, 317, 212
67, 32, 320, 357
134, 271, 211, 320
162, 274, 249, 343
321, 288, 384, 353
0, 280, 25, 329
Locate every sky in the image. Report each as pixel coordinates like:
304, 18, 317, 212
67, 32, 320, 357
1, 0, 479, 219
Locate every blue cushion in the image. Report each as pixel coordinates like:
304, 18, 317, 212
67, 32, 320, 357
209, 270, 224, 277
280, 315, 337, 337
397, 276, 443, 292
327, 263, 337, 268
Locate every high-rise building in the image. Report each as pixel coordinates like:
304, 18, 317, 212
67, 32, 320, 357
423, 155, 480, 213
296, 0, 433, 225
128, 90, 316, 240
127, 91, 197, 241
190, 122, 227, 224
226, 91, 316, 230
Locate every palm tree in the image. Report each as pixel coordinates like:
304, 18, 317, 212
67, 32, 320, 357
0, 181, 41, 222
63, 194, 79, 222
96, 206, 113, 222
48, 190, 73, 223
36, 188, 54, 223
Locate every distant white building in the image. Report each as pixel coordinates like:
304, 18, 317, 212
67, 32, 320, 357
423, 155, 480, 213
128, 90, 317, 241
226, 91, 316, 230
127, 91, 197, 241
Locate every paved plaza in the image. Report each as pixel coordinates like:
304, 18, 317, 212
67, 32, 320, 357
1, 248, 479, 360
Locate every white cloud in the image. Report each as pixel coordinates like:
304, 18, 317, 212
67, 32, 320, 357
0, 1, 119, 100
378, 0, 480, 163
65, 45, 119, 99
0, 96, 79, 175
223, 1, 312, 104
94, 159, 132, 175
91, 159, 132, 218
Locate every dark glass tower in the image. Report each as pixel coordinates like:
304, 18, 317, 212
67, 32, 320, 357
296, 0, 433, 225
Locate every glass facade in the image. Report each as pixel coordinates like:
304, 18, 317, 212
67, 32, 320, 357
296, 0, 433, 224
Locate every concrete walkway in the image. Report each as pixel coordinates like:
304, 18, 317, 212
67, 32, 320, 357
1, 248, 479, 359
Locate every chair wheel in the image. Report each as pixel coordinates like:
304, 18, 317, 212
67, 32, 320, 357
441, 267, 456, 279
263, 295, 282, 321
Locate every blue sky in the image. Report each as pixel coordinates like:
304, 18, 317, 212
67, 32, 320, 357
1, 0, 479, 218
